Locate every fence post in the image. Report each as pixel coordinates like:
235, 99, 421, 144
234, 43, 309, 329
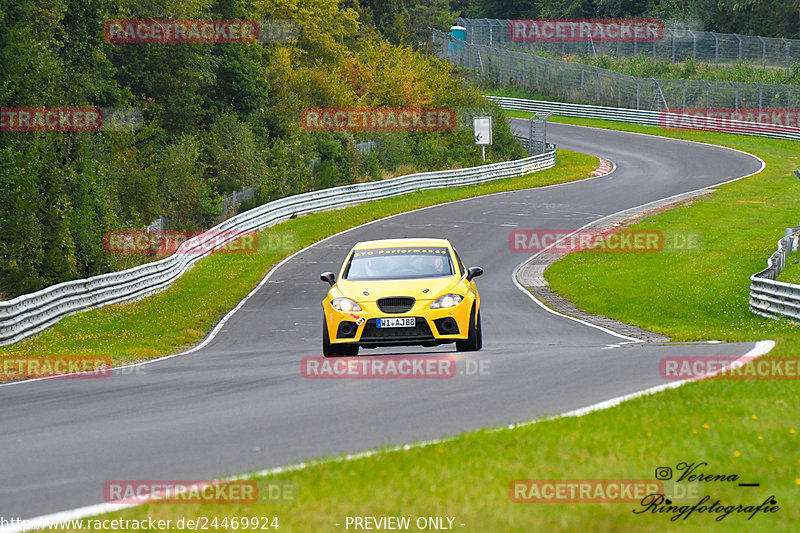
712, 33, 719, 67
735, 34, 742, 61
681, 79, 686, 109
784, 38, 791, 73
688, 29, 696, 61
546, 63, 551, 92
636, 79, 640, 110
595, 67, 600, 104
758, 36, 766, 69
671, 30, 676, 62
522, 52, 526, 83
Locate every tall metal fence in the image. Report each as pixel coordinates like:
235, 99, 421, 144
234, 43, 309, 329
456, 18, 800, 71
433, 30, 800, 112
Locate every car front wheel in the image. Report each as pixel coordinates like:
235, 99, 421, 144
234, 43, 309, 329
323, 318, 359, 357
456, 306, 482, 352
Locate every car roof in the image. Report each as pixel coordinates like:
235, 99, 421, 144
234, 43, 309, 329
351, 238, 452, 251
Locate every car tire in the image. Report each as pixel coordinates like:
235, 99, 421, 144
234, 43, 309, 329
323, 318, 359, 357
456, 306, 481, 352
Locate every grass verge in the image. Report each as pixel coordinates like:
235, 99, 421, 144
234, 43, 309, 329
0, 149, 595, 365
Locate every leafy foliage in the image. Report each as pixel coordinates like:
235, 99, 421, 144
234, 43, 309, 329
1, 0, 524, 297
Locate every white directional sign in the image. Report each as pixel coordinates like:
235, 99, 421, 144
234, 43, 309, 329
473, 116, 492, 145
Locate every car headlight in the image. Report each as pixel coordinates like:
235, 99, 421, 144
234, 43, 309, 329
331, 297, 363, 312
430, 294, 463, 309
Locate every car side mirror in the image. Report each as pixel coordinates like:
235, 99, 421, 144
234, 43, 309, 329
320, 272, 336, 286
465, 266, 483, 281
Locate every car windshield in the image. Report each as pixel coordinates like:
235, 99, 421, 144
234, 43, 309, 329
344, 246, 454, 280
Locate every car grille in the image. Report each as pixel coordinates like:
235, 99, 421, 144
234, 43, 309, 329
360, 318, 433, 341
376, 297, 415, 313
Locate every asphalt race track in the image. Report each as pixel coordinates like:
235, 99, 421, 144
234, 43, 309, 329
0, 121, 766, 520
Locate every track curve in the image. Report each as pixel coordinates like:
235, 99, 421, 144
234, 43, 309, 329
0, 122, 765, 519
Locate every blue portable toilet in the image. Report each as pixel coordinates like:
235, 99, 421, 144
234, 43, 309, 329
448, 25, 466, 56
450, 25, 466, 41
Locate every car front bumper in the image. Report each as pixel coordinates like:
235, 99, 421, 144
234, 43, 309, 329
323, 299, 475, 348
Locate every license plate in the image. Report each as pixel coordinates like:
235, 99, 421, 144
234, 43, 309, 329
377, 317, 415, 328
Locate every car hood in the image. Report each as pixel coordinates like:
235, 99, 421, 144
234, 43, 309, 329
335, 276, 461, 302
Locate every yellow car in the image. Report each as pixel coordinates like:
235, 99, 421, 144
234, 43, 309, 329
320, 238, 483, 356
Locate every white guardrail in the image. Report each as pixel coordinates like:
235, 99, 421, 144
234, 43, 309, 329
487, 96, 800, 142
750, 226, 800, 322
0, 150, 555, 346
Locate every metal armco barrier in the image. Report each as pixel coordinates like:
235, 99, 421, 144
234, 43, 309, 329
0, 150, 555, 346
750, 226, 800, 322
486, 96, 800, 142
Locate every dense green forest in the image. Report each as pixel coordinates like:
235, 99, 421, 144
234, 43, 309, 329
0, 0, 524, 298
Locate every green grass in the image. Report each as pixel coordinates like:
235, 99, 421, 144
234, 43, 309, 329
0, 149, 596, 366
777, 251, 800, 284
535, 123, 800, 342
